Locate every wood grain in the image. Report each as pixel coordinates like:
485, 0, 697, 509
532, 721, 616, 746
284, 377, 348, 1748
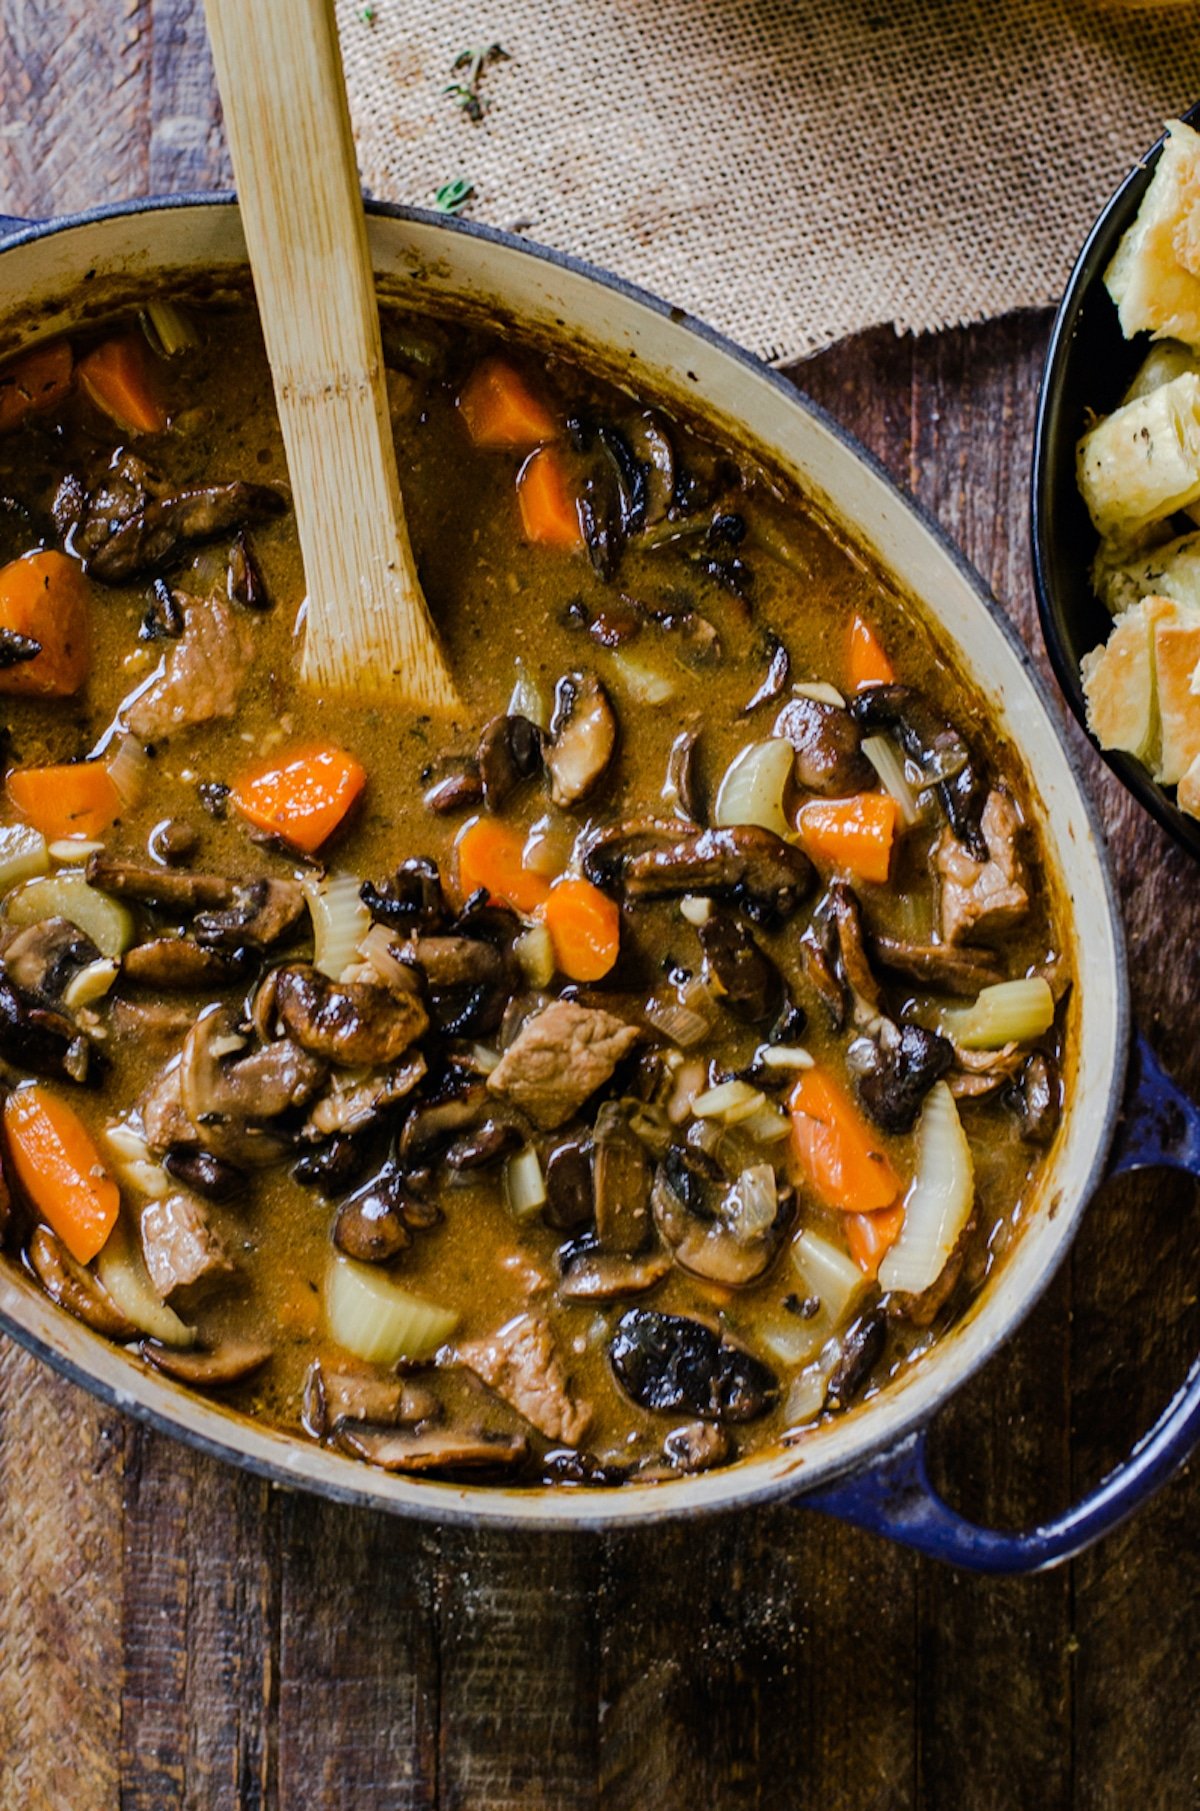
0, 7, 1198, 1808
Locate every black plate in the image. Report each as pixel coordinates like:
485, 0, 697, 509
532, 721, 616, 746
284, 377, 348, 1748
1032, 99, 1200, 861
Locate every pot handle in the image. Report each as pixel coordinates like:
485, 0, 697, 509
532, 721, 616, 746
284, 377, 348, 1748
802, 1033, 1200, 1574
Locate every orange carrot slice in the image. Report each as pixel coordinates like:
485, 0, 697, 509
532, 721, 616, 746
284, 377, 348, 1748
6, 761, 122, 840
0, 339, 73, 433
230, 743, 366, 854
456, 817, 551, 915
4, 1086, 120, 1264
789, 1068, 902, 1214
847, 614, 895, 690
796, 792, 899, 885
845, 1204, 906, 1277
76, 333, 166, 434
458, 358, 557, 449
517, 446, 583, 549
0, 551, 91, 696
541, 876, 621, 981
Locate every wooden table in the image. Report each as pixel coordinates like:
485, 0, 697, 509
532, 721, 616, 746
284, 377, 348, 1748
1, 7, 1197, 1807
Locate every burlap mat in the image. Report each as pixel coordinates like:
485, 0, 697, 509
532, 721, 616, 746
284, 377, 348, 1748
337, 0, 1200, 363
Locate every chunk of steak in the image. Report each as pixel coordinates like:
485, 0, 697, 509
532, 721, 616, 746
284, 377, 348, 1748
125, 591, 252, 742
139, 1062, 195, 1153
936, 789, 1029, 946
139, 1192, 233, 1304
458, 1311, 591, 1444
486, 998, 640, 1129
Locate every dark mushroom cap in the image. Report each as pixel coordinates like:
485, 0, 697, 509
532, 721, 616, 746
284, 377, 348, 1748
609, 1308, 777, 1421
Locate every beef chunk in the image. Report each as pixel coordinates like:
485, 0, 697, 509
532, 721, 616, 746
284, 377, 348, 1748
486, 998, 640, 1129
458, 1311, 591, 1444
139, 1192, 233, 1304
937, 789, 1029, 945
125, 591, 252, 742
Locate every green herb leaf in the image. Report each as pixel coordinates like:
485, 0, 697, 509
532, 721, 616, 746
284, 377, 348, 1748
433, 178, 475, 216
442, 43, 510, 122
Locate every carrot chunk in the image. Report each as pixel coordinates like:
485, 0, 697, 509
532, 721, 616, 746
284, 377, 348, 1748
789, 1068, 902, 1214
458, 357, 557, 449
845, 1204, 906, 1277
4, 1086, 120, 1264
517, 446, 584, 549
847, 613, 895, 690
541, 876, 621, 981
0, 551, 91, 696
456, 817, 551, 915
0, 339, 73, 433
230, 743, 366, 854
6, 761, 122, 840
796, 792, 899, 885
76, 333, 166, 435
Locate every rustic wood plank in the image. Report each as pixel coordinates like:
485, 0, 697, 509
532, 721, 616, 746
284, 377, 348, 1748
438, 1530, 598, 1811
0, 1344, 126, 1811
275, 1495, 438, 1811
119, 1426, 280, 1811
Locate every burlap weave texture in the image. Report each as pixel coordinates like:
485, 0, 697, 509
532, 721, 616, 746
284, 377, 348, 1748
337, 0, 1200, 362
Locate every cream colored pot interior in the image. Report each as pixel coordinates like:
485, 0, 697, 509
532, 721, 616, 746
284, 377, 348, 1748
0, 202, 1127, 1528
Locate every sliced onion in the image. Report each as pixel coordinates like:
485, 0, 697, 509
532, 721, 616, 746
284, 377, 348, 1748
106, 733, 150, 808
302, 872, 371, 981
325, 1257, 458, 1364
784, 1361, 834, 1423
504, 1145, 547, 1219
692, 1078, 766, 1123
723, 1163, 777, 1240
791, 680, 845, 707
713, 739, 794, 838
2, 873, 133, 957
95, 1212, 195, 1346
861, 734, 920, 826
878, 1081, 974, 1296
358, 921, 413, 991
48, 838, 105, 864
667, 1057, 706, 1124
63, 957, 120, 1011
761, 1314, 832, 1371
607, 649, 676, 705
738, 1104, 792, 1144
140, 298, 200, 357
939, 978, 1055, 1050
644, 994, 712, 1047
508, 659, 550, 731
753, 1042, 814, 1072
679, 895, 712, 926
514, 922, 556, 987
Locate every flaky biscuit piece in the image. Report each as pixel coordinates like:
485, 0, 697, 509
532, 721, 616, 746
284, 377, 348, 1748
1105, 120, 1200, 349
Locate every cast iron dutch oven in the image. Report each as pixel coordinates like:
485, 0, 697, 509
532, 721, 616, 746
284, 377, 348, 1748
0, 197, 1197, 1574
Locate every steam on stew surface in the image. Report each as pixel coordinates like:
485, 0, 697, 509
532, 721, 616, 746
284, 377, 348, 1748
0, 299, 1069, 1485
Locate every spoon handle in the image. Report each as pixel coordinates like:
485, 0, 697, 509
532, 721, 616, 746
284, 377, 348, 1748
204, 0, 459, 708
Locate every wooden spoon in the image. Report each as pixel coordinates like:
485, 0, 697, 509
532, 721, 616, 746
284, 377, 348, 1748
204, 0, 460, 710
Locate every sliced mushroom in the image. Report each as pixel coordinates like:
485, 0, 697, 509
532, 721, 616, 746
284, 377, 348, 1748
180, 1007, 326, 1165
849, 685, 988, 859
651, 1151, 785, 1287
663, 726, 703, 822
558, 1244, 670, 1300
161, 1145, 247, 1204
404, 935, 507, 990
610, 1308, 777, 1421
0, 626, 41, 667
360, 858, 449, 933
801, 883, 885, 1029
947, 1041, 1024, 1101
1, 916, 100, 1000
443, 1121, 522, 1170
148, 818, 201, 866
868, 932, 1004, 997
825, 1308, 887, 1409
28, 1226, 136, 1339
542, 1134, 594, 1230
545, 671, 617, 808
226, 529, 268, 610
697, 912, 783, 1024
123, 938, 255, 989
74, 479, 286, 585
140, 1337, 272, 1388
856, 1021, 954, 1134
592, 1103, 652, 1253
0, 975, 97, 1084
398, 1080, 489, 1161
302, 1361, 439, 1437
478, 713, 543, 808
586, 822, 814, 927
423, 759, 483, 815
267, 964, 428, 1067
662, 1420, 733, 1473
301, 1055, 427, 1142
193, 878, 306, 950
1004, 1050, 1062, 1145
85, 853, 233, 913
772, 694, 874, 796
292, 1135, 369, 1193
336, 1423, 529, 1474
742, 633, 791, 716
333, 1164, 416, 1262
